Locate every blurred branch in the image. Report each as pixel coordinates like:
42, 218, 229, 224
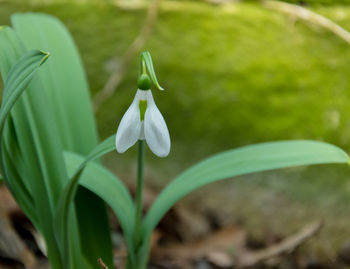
237, 221, 322, 267
97, 258, 108, 269
263, 0, 350, 45
202, 0, 234, 4
93, 0, 160, 112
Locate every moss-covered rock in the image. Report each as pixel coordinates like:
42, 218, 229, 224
2, 1, 350, 157
277, 0, 350, 5
91, 2, 350, 156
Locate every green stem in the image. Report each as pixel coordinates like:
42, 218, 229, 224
133, 140, 145, 248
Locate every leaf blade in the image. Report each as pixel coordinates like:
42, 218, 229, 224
142, 140, 350, 236
12, 13, 114, 267
63, 151, 135, 255
0, 49, 49, 133
55, 135, 135, 264
0, 25, 65, 268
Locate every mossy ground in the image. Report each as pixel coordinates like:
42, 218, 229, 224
2, 0, 350, 259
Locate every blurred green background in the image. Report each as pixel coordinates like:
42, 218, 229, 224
2, 0, 350, 261
2, 0, 350, 158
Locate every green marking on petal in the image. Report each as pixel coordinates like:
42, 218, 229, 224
139, 100, 147, 121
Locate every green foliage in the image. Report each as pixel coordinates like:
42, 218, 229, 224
11, 13, 99, 153
0, 26, 67, 269
63, 135, 350, 269
0, 13, 114, 269
55, 135, 135, 264
0, 50, 49, 133
11, 13, 113, 268
142, 140, 349, 237
63, 150, 136, 260
0, 48, 49, 224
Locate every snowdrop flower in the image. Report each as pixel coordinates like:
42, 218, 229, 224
115, 75, 170, 157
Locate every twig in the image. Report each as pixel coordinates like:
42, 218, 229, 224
93, 0, 160, 112
263, 0, 350, 45
237, 221, 322, 267
98, 258, 108, 269
202, 0, 234, 4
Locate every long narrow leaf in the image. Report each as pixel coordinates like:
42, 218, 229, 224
0, 26, 67, 269
0, 48, 48, 222
1, 118, 36, 224
141, 51, 164, 91
63, 151, 135, 257
54, 135, 115, 241
142, 140, 350, 236
1, 140, 37, 226
12, 13, 113, 267
12, 13, 98, 153
54, 135, 134, 263
0, 49, 49, 133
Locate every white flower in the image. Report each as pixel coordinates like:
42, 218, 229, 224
115, 89, 170, 157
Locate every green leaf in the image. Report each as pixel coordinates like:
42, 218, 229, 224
0, 25, 65, 269
55, 135, 115, 241
142, 140, 350, 236
63, 150, 135, 258
0, 49, 49, 134
1, 117, 37, 226
12, 13, 113, 268
0, 48, 47, 225
55, 135, 135, 264
74, 188, 112, 268
12, 13, 98, 154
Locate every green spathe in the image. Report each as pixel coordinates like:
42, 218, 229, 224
140, 51, 164, 91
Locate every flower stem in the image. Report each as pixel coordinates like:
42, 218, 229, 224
133, 140, 145, 248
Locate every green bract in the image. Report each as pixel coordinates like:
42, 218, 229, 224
0, 12, 349, 269
140, 51, 164, 91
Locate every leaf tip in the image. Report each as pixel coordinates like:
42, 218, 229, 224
39, 50, 50, 65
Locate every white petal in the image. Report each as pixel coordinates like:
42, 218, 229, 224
115, 91, 144, 153
144, 91, 170, 157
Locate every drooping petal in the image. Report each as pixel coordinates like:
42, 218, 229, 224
115, 90, 145, 153
144, 91, 170, 157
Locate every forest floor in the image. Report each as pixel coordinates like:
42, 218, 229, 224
2, 163, 350, 269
